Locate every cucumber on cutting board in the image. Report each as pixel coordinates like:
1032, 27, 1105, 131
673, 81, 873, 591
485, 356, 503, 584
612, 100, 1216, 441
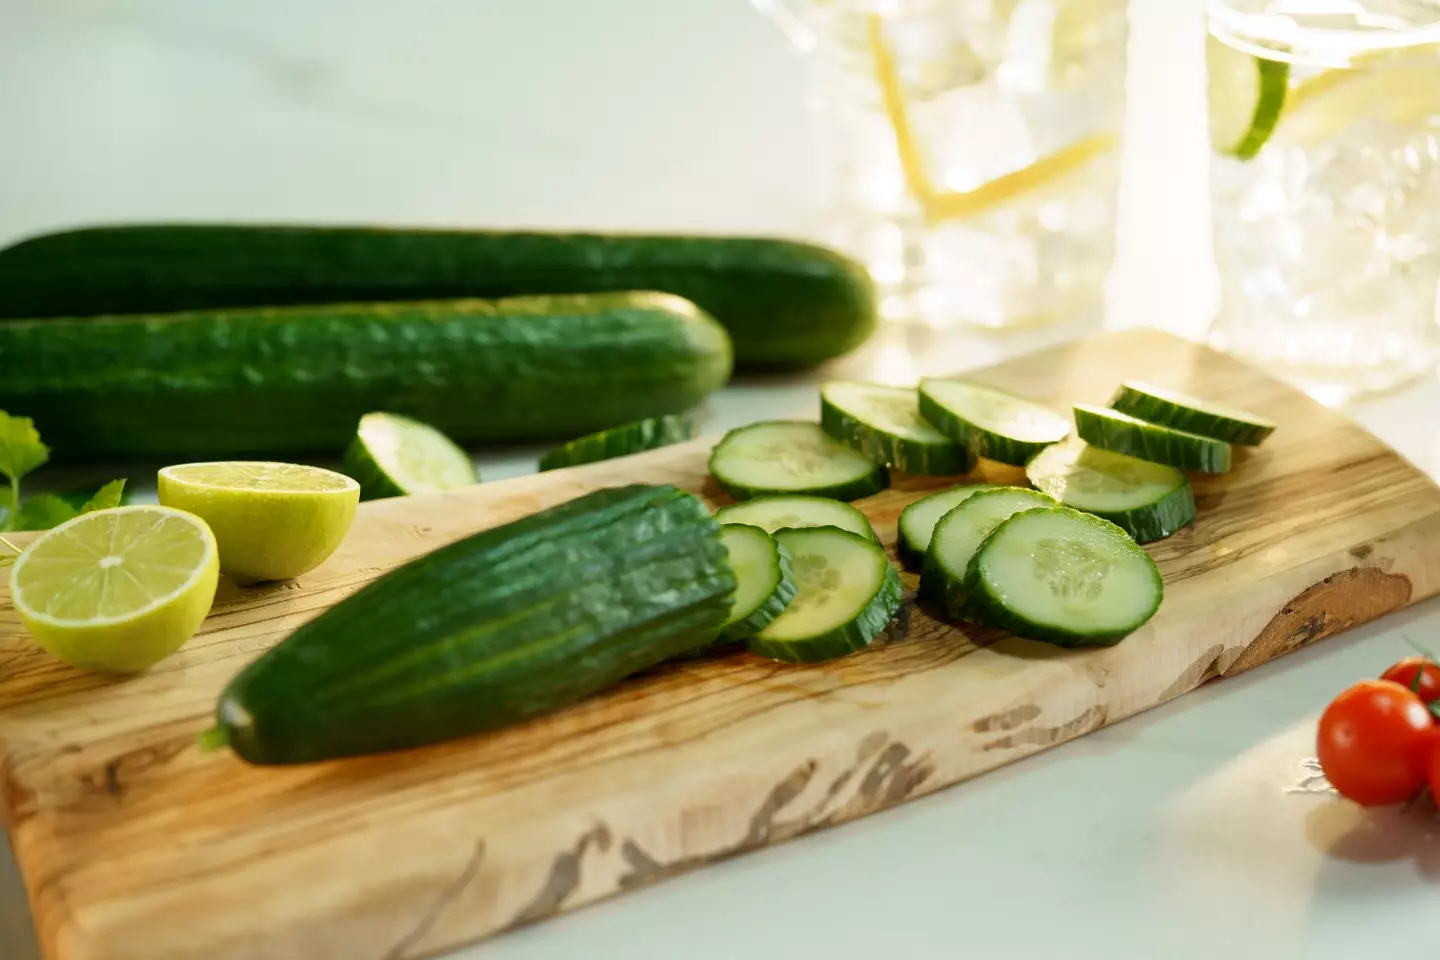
709, 421, 889, 502
918, 487, 1055, 619
748, 526, 902, 664
1074, 404, 1232, 474
917, 379, 1070, 466
718, 524, 797, 643
963, 506, 1163, 647
343, 412, 478, 501
715, 495, 878, 541
1109, 381, 1275, 446
0, 224, 877, 367
1027, 440, 1195, 544
896, 483, 998, 569
820, 381, 973, 476
203, 484, 736, 765
538, 416, 694, 472
0, 293, 731, 462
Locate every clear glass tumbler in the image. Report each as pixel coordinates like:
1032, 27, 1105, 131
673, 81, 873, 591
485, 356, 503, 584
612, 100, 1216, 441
1206, 0, 1440, 403
755, 0, 1130, 329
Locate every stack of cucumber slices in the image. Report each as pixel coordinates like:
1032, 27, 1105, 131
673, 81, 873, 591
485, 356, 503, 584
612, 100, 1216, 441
706, 376, 1275, 659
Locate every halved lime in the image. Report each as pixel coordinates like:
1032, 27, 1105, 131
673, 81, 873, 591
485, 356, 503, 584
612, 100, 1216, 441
157, 462, 359, 584
1207, 32, 1291, 160
343, 412, 477, 501
9, 505, 219, 672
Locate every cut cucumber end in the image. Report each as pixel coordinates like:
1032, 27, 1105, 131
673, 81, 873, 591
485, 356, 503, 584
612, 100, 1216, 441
715, 494, 878, 541
917, 378, 1070, 466
1074, 404, 1232, 474
1109, 381, 1275, 446
709, 421, 889, 502
344, 412, 478, 501
918, 487, 1056, 620
896, 483, 999, 569
964, 505, 1162, 647
749, 525, 901, 664
1027, 439, 1195, 544
821, 380, 974, 476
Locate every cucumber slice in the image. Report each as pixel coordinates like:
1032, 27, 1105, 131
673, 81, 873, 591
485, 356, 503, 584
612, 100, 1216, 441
342, 412, 478, 501
1109, 381, 1275, 446
963, 506, 1163, 647
715, 495, 878, 541
917, 378, 1070, 466
749, 526, 902, 664
718, 524, 797, 642
1026, 440, 1195, 544
1074, 404, 1232, 474
896, 483, 999, 569
709, 421, 889, 502
1206, 32, 1289, 161
918, 487, 1055, 619
538, 415, 695, 471
820, 381, 974, 476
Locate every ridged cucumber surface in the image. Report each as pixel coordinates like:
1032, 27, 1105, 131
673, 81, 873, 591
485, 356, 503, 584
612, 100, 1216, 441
709, 421, 889, 502
538, 416, 695, 472
1074, 404, 1232, 474
917, 379, 1070, 466
0, 293, 731, 462
714, 495, 878, 541
0, 224, 877, 367
963, 506, 1163, 647
917, 487, 1056, 619
1026, 440, 1195, 544
749, 526, 902, 664
896, 483, 998, 569
820, 381, 973, 476
205, 484, 735, 765
1109, 381, 1275, 446
718, 524, 797, 643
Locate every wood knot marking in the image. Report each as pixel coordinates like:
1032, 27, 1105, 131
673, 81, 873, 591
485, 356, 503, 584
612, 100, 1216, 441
972, 704, 1042, 733
1228, 566, 1413, 676
1349, 543, 1374, 561
981, 704, 1107, 752
512, 824, 612, 926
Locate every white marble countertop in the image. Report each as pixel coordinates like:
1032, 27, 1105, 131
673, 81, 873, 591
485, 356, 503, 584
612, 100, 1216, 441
3, 1, 1440, 957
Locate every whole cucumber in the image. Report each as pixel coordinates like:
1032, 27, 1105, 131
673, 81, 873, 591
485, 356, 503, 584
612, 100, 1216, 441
0, 224, 878, 367
0, 292, 731, 462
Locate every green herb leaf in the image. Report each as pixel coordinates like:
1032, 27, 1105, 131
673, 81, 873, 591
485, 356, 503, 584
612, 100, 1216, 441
0, 412, 49, 486
1403, 634, 1440, 663
11, 494, 79, 532
80, 479, 127, 514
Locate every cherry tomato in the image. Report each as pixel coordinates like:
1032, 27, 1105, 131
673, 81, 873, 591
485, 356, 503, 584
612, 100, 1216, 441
1316, 679, 1436, 807
1380, 656, 1440, 704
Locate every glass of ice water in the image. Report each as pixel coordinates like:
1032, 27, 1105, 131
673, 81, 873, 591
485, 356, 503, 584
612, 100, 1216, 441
1206, 0, 1440, 403
755, 0, 1129, 329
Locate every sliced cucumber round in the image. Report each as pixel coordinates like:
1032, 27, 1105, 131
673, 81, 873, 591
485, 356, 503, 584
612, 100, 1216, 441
1109, 381, 1275, 446
538, 415, 695, 471
1027, 440, 1195, 544
715, 494, 877, 541
718, 524, 797, 643
896, 483, 999, 569
918, 487, 1055, 619
342, 411, 478, 501
1074, 404, 1232, 474
917, 378, 1070, 466
1206, 32, 1289, 161
709, 421, 889, 502
820, 381, 973, 476
963, 505, 1163, 647
749, 526, 902, 664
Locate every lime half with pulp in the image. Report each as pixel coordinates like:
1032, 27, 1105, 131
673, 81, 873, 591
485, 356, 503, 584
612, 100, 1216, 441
157, 461, 359, 584
9, 505, 219, 672
342, 412, 478, 501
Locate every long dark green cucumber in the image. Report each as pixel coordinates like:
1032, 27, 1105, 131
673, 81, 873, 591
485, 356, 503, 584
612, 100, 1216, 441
206, 484, 735, 765
0, 293, 731, 462
0, 224, 877, 367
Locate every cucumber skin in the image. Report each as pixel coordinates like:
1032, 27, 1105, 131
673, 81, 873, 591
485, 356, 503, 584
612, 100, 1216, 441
916, 388, 1064, 466
212, 484, 735, 765
708, 422, 891, 503
340, 436, 409, 501
717, 535, 797, 644
0, 225, 876, 368
1109, 384, 1274, 446
915, 488, 1055, 619
962, 507, 1163, 648
538, 416, 695, 472
1069, 483, 1196, 545
820, 396, 974, 477
1074, 405, 1232, 474
748, 527, 903, 665
0, 292, 731, 462
896, 484, 998, 570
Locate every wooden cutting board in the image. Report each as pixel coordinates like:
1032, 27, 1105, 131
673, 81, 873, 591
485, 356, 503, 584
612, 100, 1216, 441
4, 328, 1440, 960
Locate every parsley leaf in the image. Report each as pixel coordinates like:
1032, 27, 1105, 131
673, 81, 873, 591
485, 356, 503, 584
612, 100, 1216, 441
0, 412, 50, 529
